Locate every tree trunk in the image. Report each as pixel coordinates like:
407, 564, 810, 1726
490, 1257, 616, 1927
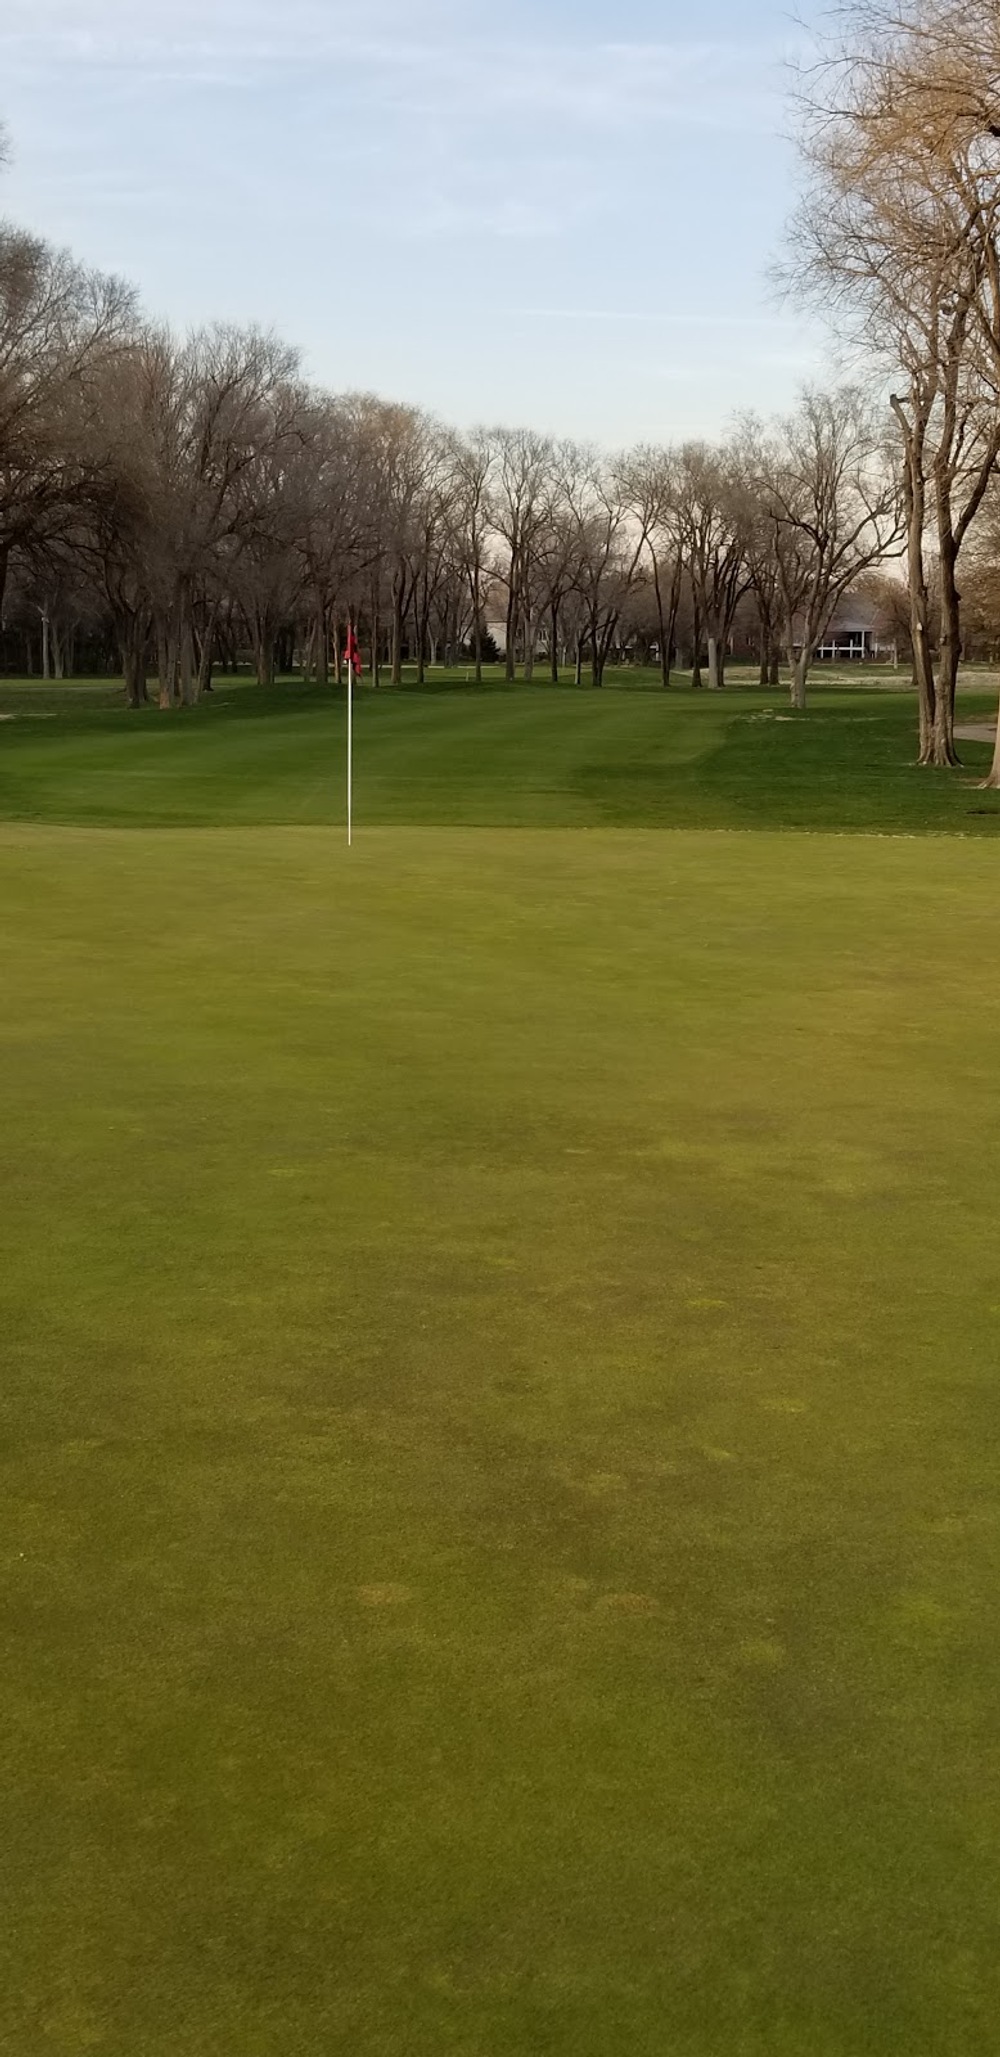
415, 590, 427, 685
179, 614, 197, 706
505, 572, 518, 682
371, 578, 381, 689
590, 613, 601, 686
121, 616, 149, 708
254, 612, 275, 689
690, 598, 703, 689
521, 597, 535, 682
156, 617, 178, 709
390, 577, 404, 686
650, 555, 669, 688
789, 653, 809, 712
195, 604, 219, 699
664, 570, 681, 689
931, 534, 962, 768
899, 414, 936, 764
707, 634, 722, 691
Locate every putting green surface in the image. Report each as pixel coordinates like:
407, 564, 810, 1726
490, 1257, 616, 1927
4, 823, 1000, 2054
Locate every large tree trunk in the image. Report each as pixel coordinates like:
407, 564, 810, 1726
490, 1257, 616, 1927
981, 724, 1000, 790
706, 634, 722, 691
789, 653, 809, 711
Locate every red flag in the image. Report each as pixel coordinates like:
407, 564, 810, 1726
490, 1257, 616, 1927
344, 626, 363, 678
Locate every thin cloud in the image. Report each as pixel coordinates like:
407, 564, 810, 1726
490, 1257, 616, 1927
518, 310, 813, 330
3, 1, 781, 136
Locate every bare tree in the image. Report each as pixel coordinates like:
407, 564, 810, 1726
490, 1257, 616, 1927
618, 446, 685, 687
487, 428, 554, 681
788, 0, 1000, 756
0, 227, 134, 622
448, 429, 494, 683
749, 390, 903, 710
674, 444, 751, 691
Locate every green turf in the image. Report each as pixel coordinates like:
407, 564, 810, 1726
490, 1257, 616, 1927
4, 822, 1000, 2054
2, 667, 1000, 833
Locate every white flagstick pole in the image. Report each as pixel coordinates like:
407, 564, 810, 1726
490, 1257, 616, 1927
346, 626, 353, 848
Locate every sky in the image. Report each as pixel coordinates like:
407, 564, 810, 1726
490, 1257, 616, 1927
0, 0, 832, 445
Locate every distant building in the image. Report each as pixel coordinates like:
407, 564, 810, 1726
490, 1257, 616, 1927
813, 592, 897, 663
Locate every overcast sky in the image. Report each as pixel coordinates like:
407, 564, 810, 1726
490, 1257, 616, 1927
1, 0, 830, 445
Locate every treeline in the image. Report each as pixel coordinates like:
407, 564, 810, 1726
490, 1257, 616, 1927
1, 186, 917, 714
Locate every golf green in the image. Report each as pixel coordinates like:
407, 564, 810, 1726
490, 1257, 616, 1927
3, 822, 1000, 2054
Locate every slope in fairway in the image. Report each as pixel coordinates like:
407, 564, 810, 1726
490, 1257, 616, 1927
3, 824, 1000, 2055
3, 674, 1000, 835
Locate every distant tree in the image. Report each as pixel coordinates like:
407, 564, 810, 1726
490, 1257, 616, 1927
617, 446, 685, 687
674, 444, 752, 691
0, 226, 133, 623
746, 390, 903, 709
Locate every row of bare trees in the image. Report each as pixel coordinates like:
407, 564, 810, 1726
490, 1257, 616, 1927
1, 162, 903, 712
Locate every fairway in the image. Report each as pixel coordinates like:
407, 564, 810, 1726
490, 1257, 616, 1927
2, 671, 1000, 835
4, 820, 1000, 2054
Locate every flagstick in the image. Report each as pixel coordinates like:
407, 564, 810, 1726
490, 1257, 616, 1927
346, 628, 353, 849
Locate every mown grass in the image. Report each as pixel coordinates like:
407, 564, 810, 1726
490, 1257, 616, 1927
1, 664, 999, 833
4, 674, 1000, 2053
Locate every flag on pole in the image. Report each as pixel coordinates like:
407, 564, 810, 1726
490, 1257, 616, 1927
344, 625, 363, 679
343, 624, 362, 848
